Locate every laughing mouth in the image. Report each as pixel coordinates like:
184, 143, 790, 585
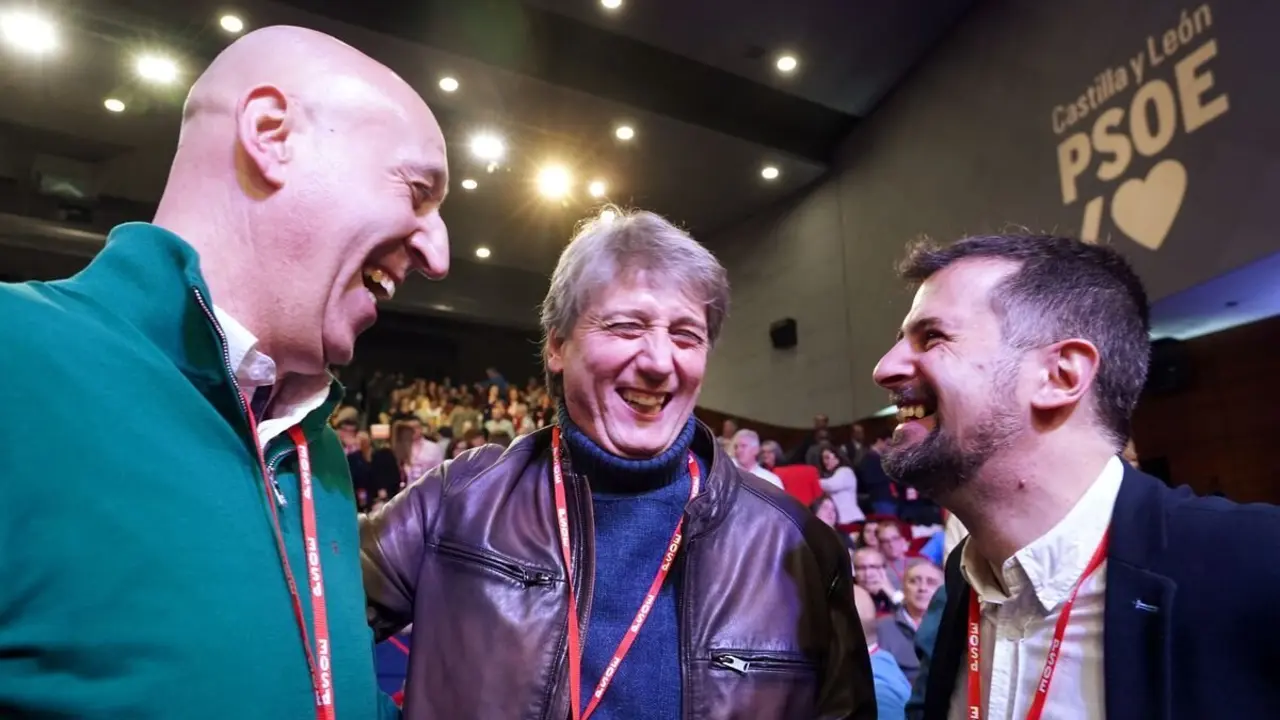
362, 266, 398, 302
618, 388, 672, 413
894, 393, 937, 425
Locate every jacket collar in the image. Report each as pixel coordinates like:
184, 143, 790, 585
923, 463, 1179, 720
541, 416, 739, 537
67, 222, 342, 436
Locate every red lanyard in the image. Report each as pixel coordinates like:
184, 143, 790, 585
966, 529, 1110, 720
243, 397, 336, 720
550, 427, 700, 720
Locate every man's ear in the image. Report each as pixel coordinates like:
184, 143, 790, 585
545, 329, 566, 374
236, 84, 293, 190
1030, 338, 1100, 412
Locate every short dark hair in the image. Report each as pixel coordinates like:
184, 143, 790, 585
898, 234, 1150, 446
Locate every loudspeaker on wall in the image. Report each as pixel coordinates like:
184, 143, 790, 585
770, 318, 797, 349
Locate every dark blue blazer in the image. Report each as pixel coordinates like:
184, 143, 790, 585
919, 464, 1280, 720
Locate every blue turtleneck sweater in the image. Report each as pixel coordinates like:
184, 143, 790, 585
559, 409, 705, 720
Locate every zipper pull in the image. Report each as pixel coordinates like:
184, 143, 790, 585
271, 476, 288, 507
712, 654, 749, 674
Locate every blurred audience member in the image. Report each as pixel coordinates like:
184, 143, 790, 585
732, 429, 784, 490
819, 442, 866, 524
857, 437, 898, 516
858, 521, 881, 550
853, 547, 903, 615
854, 584, 911, 720
876, 521, 910, 590
791, 413, 830, 465
717, 418, 739, 455
876, 559, 944, 685
760, 440, 784, 471
484, 402, 516, 439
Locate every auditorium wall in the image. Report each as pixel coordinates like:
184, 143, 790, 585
700, 0, 1280, 427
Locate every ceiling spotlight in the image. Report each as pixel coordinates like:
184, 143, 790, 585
438, 76, 459, 93
761, 165, 780, 180
469, 133, 505, 163
587, 180, 607, 198
1, 10, 57, 55
614, 125, 635, 141
536, 165, 573, 199
475, 247, 491, 259
775, 54, 798, 73
219, 15, 244, 34
599, 209, 618, 223
460, 179, 477, 190
601, 0, 623, 9
103, 98, 126, 113
135, 54, 179, 85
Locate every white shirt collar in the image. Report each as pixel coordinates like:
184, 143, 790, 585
962, 455, 1125, 613
212, 305, 277, 389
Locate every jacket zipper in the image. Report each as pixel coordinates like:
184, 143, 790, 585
435, 540, 554, 587
192, 287, 288, 507
710, 652, 816, 675
266, 446, 292, 506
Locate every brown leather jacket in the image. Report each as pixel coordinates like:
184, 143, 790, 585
360, 423, 876, 719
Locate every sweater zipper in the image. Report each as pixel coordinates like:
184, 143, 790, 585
192, 287, 286, 507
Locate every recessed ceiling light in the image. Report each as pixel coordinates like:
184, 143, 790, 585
135, 54, 179, 85
475, 247, 491, 259
219, 15, 244, 34
469, 133, 505, 162
103, 98, 126, 113
599, 209, 618, 223
601, 0, 623, 9
761, 165, 780, 180
587, 180, 607, 198
536, 165, 573, 199
1, 11, 57, 55
775, 54, 798, 73
460, 178, 477, 190
614, 125, 635, 141
438, 76, 459, 93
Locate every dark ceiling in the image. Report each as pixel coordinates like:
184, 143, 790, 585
0, 0, 973, 327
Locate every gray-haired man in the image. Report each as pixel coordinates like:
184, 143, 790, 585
361, 208, 876, 719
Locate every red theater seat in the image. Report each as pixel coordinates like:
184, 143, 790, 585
773, 464, 824, 506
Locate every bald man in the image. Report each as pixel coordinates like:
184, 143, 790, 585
0, 27, 447, 719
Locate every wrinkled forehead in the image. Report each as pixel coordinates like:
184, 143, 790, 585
902, 258, 1019, 334
585, 267, 707, 324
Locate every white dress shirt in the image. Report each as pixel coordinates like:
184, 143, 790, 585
213, 306, 331, 450
749, 464, 785, 490
948, 456, 1124, 720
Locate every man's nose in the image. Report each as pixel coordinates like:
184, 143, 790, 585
408, 212, 449, 280
636, 331, 675, 378
872, 339, 914, 391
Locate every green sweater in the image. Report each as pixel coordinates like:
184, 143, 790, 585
0, 223, 394, 718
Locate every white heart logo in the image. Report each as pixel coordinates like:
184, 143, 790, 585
1110, 159, 1187, 251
